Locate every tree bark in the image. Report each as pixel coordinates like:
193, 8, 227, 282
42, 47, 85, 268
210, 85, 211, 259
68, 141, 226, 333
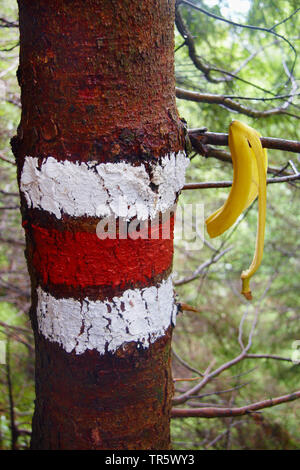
13, 0, 187, 450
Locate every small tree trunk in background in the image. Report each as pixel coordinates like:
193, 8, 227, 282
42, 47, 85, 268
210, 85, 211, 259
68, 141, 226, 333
13, 0, 187, 449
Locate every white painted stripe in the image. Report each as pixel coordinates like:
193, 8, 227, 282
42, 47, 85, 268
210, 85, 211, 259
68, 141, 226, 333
36, 276, 177, 355
21, 152, 189, 220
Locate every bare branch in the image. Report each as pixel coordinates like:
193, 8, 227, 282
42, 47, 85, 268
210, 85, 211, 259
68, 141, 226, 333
172, 390, 300, 418
186, 129, 300, 185
188, 129, 300, 155
193, 382, 251, 401
222, 92, 300, 102
0, 206, 19, 210
0, 153, 16, 165
178, 0, 298, 79
0, 41, 19, 53
175, 2, 299, 101
182, 173, 300, 190
175, 6, 233, 84
173, 297, 263, 406
172, 348, 204, 377
172, 351, 246, 405
176, 87, 300, 119
0, 18, 18, 28
0, 189, 19, 197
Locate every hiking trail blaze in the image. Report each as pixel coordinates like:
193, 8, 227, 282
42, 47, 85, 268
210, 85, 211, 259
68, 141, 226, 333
13, 0, 188, 449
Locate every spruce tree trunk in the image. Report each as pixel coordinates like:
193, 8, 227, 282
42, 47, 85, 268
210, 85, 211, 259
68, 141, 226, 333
13, 0, 188, 450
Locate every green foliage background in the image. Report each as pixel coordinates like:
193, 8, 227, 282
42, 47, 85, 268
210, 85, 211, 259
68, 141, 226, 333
0, 0, 299, 450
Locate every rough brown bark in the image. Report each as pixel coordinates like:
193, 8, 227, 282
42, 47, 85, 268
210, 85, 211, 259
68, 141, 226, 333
15, 0, 183, 165
13, 0, 185, 450
32, 328, 174, 450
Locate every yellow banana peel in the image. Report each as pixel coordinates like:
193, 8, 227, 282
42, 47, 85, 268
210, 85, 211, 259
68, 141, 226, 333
205, 120, 268, 300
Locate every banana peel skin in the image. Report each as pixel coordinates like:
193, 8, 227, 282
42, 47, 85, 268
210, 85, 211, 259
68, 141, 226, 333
205, 120, 268, 300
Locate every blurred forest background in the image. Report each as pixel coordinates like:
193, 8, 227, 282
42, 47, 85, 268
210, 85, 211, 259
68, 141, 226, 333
0, 0, 299, 450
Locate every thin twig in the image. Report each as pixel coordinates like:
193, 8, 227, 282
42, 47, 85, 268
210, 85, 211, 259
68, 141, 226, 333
0, 189, 19, 197
245, 354, 294, 363
182, 173, 300, 190
174, 248, 232, 286
0, 153, 16, 165
172, 348, 204, 377
205, 421, 244, 448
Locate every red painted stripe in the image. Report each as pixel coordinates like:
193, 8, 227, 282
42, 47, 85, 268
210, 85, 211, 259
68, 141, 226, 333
29, 217, 174, 289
